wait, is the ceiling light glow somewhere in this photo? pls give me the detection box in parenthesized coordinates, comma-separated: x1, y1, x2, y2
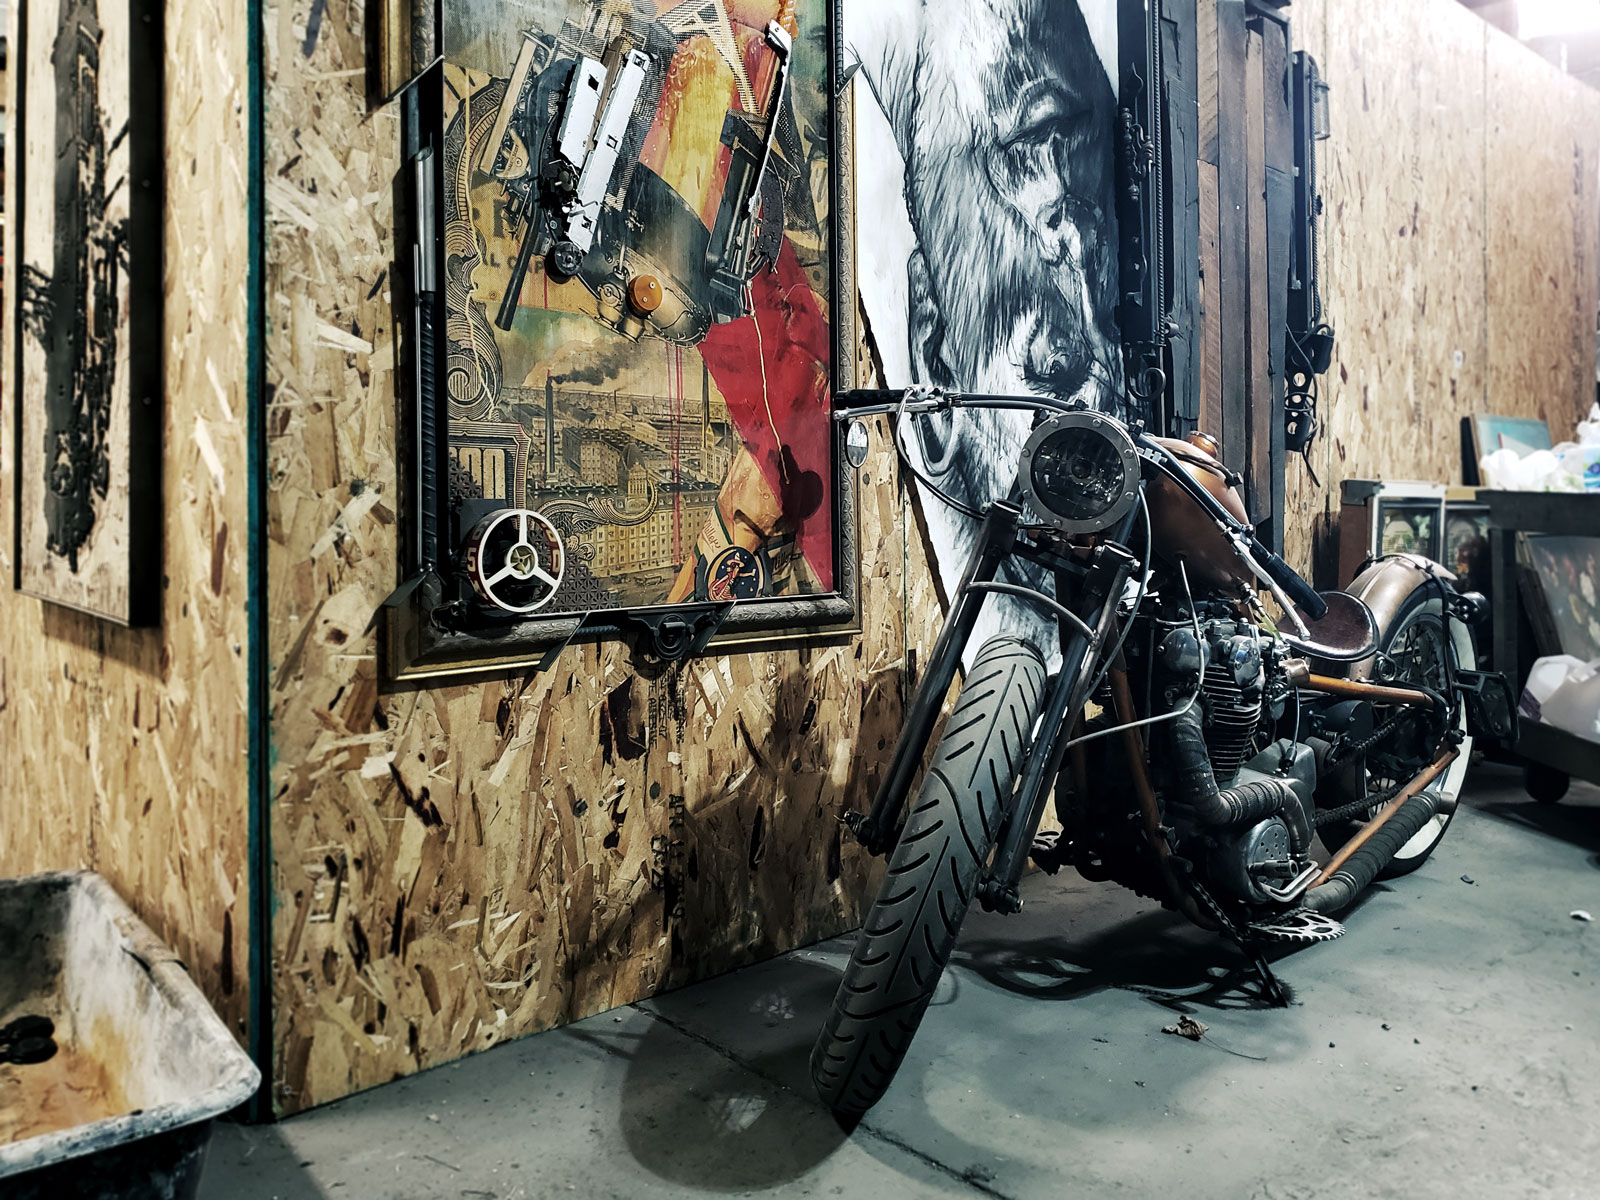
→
(1518, 0, 1600, 39)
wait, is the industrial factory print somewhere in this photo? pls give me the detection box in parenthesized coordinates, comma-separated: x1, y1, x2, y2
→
(12, 0, 162, 624)
(440, 0, 839, 619)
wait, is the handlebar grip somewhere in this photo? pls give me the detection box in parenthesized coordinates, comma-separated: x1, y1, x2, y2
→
(1251, 540, 1329, 622)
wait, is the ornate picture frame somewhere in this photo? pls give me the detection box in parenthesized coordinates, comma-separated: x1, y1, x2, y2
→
(386, 0, 857, 680)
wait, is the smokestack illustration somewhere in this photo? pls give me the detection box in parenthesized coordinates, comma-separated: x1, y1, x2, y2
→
(701, 357, 711, 448)
(545, 372, 557, 479)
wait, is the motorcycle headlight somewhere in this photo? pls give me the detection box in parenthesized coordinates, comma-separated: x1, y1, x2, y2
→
(1018, 411, 1140, 535)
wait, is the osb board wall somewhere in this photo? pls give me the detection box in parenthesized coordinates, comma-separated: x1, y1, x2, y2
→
(1284, 0, 1600, 580)
(1484, 31, 1600, 415)
(263, 3, 939, 1115)
(0, 4, 253, 1037)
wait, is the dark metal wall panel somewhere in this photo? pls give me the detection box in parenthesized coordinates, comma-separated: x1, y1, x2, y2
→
(1163, 0, 1203, 433)
(1244, 27, 1272, 523)
(1260, 18, 1296, 555)
(1214, 0, 1251, 479)
(1198, 161, 1224, 435)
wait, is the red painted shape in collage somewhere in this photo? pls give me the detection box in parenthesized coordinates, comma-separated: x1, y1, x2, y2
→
(699, 239, 834, 591)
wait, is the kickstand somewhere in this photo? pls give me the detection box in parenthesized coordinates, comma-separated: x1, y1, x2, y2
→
(1183, 875, 1294, 1008)
(1244, 944, 1292, 1007)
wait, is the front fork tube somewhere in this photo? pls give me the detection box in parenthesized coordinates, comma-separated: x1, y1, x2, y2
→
(848, 502, 1025, 855)
(977, 542, 1136, 913)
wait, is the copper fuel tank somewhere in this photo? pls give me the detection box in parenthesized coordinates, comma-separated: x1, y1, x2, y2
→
(1145, 432, 1253, 595)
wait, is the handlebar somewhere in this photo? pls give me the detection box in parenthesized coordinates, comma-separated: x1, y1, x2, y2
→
(839, 387, 1330, 624)
(833, 387, 1077, 420)
(1249, 539, 1329, 622)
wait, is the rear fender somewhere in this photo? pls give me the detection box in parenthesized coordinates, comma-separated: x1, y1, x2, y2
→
(1343, 554, 1457, 682)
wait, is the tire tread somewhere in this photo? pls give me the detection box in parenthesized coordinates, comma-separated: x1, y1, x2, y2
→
(809, 636, 1047, 1116)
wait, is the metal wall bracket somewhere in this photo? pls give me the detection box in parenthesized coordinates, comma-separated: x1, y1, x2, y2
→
(508, 602, 739, 676)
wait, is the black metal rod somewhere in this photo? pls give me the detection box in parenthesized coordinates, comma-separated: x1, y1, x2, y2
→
(832, 388, 1079, 419)
(983, 631, 1098, 899)
(495, 221, 542, 332)
(856, 504, 1022, 853)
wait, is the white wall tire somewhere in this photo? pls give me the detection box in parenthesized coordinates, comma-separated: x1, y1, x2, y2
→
(1327, 588, 1474, 878)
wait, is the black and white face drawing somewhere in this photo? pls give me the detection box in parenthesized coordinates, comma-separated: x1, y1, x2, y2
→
(849, 0, 1123, 661)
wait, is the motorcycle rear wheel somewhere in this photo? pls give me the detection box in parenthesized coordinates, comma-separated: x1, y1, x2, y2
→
(810, 635, 1046, 1117)
(1324, 586, 1474, 878)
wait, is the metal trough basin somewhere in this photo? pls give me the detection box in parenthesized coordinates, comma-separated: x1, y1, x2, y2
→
(0, 871, 260, 1200)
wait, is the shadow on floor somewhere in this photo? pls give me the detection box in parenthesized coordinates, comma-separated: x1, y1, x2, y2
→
(201, 1121, 331, 1200)
(1471, 799, 1600, 858)
(590, 960, 850, 1192)
(946, 890, 1388, 1017)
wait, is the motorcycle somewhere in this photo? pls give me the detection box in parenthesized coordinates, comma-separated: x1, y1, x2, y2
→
(811, 389, 1515, 1117)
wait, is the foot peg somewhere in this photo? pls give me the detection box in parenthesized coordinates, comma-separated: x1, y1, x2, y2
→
(1028, 828, 1067, 875)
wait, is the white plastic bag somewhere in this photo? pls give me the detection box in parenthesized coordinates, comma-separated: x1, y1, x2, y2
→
(1576, 401, 1600, 446)
(1478, 446, 1584, 492)
(1521, 654, 1600, 744)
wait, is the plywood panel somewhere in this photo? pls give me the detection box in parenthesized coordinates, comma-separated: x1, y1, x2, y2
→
(262, 0, 933, 1114)
(1283, 0, 1436, 577)
(1412, 2, 1489, 461)
(1197, 0, 1219, 162)
(1283, 0, 1600, 581)
(0, 0, 253, 1039)
(1487, 34, 1600, 434)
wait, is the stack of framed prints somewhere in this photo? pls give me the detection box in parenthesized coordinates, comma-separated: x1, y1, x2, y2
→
(1337, 479, 1447, 586)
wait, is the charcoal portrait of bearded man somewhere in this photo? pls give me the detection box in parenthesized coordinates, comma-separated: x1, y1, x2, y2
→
(848, 0, 1124, 660)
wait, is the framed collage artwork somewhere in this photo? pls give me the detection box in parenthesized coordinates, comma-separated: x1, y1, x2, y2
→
(387, 0, 857, 678)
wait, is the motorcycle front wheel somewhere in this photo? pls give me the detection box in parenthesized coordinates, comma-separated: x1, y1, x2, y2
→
(810, 635, 1046, 1117)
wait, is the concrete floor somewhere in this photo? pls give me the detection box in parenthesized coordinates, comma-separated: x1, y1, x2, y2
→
(202, 762, 1600, 1200)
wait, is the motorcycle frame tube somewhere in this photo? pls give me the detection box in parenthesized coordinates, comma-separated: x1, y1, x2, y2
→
(852, 501, 1025, 854)
(1108, 665, 1218, 930)
(981, 517, 1140, 905)
(1299, 674, 1436, 708)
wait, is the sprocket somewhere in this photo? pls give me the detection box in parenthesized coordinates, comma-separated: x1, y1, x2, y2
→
(1247, 908, 1346, 944)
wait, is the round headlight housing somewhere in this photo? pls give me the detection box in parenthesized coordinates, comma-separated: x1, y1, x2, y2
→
(1018, 411, 1139, 535)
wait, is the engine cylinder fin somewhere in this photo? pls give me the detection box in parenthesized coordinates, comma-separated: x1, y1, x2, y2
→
(1200, 661, 1262, 785)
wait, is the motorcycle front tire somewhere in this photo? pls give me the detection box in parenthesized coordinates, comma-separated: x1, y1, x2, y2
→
(810, 635, 1046, 1118)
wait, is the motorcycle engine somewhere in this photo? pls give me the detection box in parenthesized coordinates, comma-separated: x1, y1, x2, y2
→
(1154, 612, 1314, 905)
(1198, 620, 1265, 786)
(1210, 814, 1296, 902)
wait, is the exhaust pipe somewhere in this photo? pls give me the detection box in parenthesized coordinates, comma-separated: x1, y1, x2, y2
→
(1170, 703, 1303, 839)
(1303, 744, 1459, 914)
(1304, 791, 1442, 914)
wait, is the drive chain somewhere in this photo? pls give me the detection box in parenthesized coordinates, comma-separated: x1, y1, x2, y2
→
(1324, 712, 1407, 770)
(1312, 780, 1406, 828)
